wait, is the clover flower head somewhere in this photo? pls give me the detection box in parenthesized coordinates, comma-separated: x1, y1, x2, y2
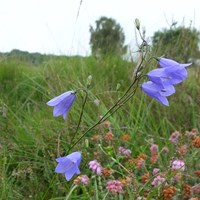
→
(171, 159, 185, 171)
(47, 90, 76, 120)
(153, 168, 160, 175)
(106, 180, 123, 193)
(55, 152, 81, 181)
(169, 131, 181, 144)
(88, 160, 102, 175)
(141, 81, 175, 106)
(151, 175, 165, 186)
(150, 144, 159, 155)
(118, 147, 132, 156)
(73, 175, 89, 186)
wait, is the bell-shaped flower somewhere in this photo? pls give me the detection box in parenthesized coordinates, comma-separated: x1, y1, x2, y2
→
(141, 81, 175, 106)
(47, 90, 76, 120)
(158, 58, 192, 68)
(148, 66, 188, 86)
(55, 152, 82, 181)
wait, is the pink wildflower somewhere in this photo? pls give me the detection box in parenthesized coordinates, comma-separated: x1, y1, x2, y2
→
(88, 160, 102, 175)
(73, 175, 89, 186)
(153, 168, 160, 175)
(151, 175, 165, 186)
(136, 158, 145, 169)
(150, 154, 159, 164)
(150, 144, 159, 156)
(118, 147, 132, 156)
(106, 180, 123, 193)
(169, 131, 181, 144)
(192, 184, 200, 194)
(171, 160, 185, 171)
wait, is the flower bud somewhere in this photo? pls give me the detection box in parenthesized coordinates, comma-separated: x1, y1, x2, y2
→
(135, 18, 140, 30)
(86, 75, 92, 88)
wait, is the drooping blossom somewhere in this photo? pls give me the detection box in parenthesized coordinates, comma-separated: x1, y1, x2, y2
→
(148, 66, 188, 86)
(73, 175, 89, 186)
(149, 57, 192, 86)
(141, 81, 175, 106)
(142, 58, 192, 106)
(158, 58, 192, 68)
(118, 147, 132, 156)
(88, 160, 102, 175)
(169, 131, 181, 144)
(55, 152, 81, 181)
(106, 180, 123, 193)
(151, 175, 166, 187)
(47, 91, 76, 120)
(171, 160, 185, 171)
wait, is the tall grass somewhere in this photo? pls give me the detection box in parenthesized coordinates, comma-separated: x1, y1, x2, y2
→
(0, 51, 199, 199)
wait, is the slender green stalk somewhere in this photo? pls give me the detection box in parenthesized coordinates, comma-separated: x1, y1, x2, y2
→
(65, 185, 78, 200)
(68, 89, 88, 151)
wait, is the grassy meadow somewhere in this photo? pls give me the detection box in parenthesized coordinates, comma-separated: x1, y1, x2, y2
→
(0, 50, 200, 199)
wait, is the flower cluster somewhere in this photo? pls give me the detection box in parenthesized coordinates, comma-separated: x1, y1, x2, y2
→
(142, 58, 192, 106)
(88, 160, 102, 175)
(106, 180, 123, 193)
(118, 146, 132, 156)
(151, 175, 166, 187)
(171, 159, 185, 171)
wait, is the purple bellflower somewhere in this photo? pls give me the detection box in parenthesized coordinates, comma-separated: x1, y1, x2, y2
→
(55, 152, 81, 181)
(141, 81, 175, 106)
(47, 90, 76, 120)
(142, 58, 192, 106)
(158, 58, 192, 68)
(148, 67, 188, 86)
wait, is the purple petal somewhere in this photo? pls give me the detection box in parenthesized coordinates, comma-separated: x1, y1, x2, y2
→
(165, 67, 188, 84)
(55, 158, 72, 173)
(159, 58, 192, 68)
(65, 165, 81, 181)
(141, 81, 171, 106)
(67, 152, 82, 166)
(52, 94, 75, 117)
(47, 91, 74, 106)
(148, 68, 168, 85)
(48, 91, 76, 119)
(159, 58, 180, 68)
(180, 63, 192, 68)
(159, 84, 175, 96)
(56, 156, 68, 163)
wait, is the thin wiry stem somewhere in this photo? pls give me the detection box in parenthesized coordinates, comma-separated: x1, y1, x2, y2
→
(67, 89, 88, 153)
(68, 32, 150, 152)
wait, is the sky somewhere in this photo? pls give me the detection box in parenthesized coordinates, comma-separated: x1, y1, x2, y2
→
(0, 0, 200, 56)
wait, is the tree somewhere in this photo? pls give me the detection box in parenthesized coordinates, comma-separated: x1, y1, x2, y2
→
(152, 26, 200, 62)
(89, 16, 127, 57)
